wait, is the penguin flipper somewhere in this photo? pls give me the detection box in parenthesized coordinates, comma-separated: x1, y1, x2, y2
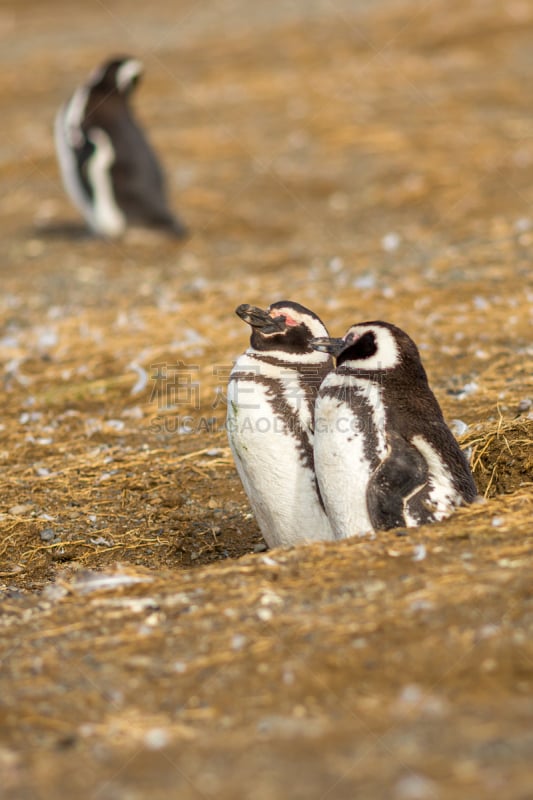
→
(367, 432, 428, 531)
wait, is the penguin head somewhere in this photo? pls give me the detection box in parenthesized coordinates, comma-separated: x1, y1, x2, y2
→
(236, 301, 329, 356)
(88, 57, 143, 96)
(313, 321, 426, 378)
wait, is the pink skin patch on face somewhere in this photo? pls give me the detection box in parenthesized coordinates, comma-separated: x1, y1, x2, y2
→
(269, 309, 299, 326)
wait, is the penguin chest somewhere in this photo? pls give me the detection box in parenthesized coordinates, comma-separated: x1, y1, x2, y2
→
(314, 376, 387, 538)
(227, 374, 331, 547)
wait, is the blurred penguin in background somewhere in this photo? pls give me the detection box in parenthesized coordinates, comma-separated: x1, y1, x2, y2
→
(54, 56, 187, 239)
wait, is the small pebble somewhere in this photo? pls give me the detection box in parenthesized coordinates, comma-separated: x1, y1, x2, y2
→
(328, 257, 343, 273)
(412, 544, 427, 562)
(382, 232, 401, 252)
(9, 504, 33, 516)
(40, 528, 57, 542)
(231, 634, 247, 651)
(106, 419, 125, 432)
(394, 773, 439, 800)
(144, 728, 169, 750)
(352, 273, 376, 290)
(473, 296, 490, 310)
(514, 217, 531, 232)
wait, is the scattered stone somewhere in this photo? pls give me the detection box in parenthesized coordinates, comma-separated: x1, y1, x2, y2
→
(9, 504, 33, 516)
(382, 231, 401, 252)
(394, 773, 439, 800)
(144, 728, 170, 750)
(412, 544, 427, 562)
(39, 528, 57, 542)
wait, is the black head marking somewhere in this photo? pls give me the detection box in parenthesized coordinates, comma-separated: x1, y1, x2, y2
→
(89, 57, 143, 96)
(237, 300, 328, 355)
(336, 330, 377, 367)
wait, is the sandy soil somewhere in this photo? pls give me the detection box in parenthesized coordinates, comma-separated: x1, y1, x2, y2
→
(0, 0, 532, 798)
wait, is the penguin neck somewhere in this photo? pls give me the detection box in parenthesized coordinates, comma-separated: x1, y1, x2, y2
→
(245, 346, 331, 367)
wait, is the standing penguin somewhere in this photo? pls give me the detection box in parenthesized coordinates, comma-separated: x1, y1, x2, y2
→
(54, 56, 187, 239)
(227, 301, 336, 548)
(312, 321, 477, 537)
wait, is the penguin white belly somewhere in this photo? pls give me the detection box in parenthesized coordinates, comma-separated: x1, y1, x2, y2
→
(227, 379, 333, 548)
(314, 393, 375, 538)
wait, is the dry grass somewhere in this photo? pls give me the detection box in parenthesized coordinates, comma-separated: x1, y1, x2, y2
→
(463, 416, 533, 497)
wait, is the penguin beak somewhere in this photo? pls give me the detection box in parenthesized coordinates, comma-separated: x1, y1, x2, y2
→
(311, 336, 346, 355)
(235, 304, 286, 334)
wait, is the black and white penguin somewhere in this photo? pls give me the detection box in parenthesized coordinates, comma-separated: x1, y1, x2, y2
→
(312, 321, 477, 537)
(54, 56, 187, 239)
(227, 301, 336, 548)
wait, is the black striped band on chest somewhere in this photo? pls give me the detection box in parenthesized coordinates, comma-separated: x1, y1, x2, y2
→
(318, 383, 383, 467)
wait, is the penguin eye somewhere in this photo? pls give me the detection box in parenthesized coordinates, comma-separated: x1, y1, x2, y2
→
(281, 314, 298, 327)
(270, 311, 298, 327)
(337, 330, 377, 365)
(356, 331, 377, 357)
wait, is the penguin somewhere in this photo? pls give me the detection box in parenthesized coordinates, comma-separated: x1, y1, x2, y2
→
(311, 321, 477, 537)
(54, 56, 187, 239)
(227, 301, 337, 548)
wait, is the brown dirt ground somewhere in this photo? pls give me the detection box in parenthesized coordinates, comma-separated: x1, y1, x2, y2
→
(1, 0, 532, 797)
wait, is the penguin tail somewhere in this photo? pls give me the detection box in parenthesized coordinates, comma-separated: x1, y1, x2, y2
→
(167, 216, 189, 239)
(151, 213, 188, 239)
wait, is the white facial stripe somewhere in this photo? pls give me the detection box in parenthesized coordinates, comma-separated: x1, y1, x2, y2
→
(88, 63, 106, 86)
(269, 308, 328, 339)
(116, 59, 143, 91)
(85, 127, 126, 237)
(341, 325, 400, 371)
